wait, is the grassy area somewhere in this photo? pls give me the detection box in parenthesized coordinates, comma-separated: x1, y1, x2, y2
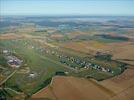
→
(0, 38, 127, 98)
(0, 39, 71, 96)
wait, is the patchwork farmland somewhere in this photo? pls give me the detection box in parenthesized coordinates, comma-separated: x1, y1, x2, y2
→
(0, 16, 134, 100)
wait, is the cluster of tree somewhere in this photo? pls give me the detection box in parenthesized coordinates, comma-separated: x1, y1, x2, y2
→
(95, 52, 112, 61)
(55, 71, 66, 76)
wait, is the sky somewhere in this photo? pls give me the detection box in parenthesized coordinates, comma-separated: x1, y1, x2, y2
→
(0, 0, 134, 16)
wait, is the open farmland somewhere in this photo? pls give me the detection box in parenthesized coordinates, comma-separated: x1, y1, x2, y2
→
(0, 16, 134, 99)
(59, 40, 134, 65)
(107, 42, 134, 65)
(0, 33, 127, 99)
(32, 66, 134, 100)
(31, 76, 114, 100)
(0, 33, 24, 40)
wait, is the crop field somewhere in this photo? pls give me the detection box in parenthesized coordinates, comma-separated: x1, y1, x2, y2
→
(31, 76, 114, 100)
(32, 66, 134, 100)
(59, 40, 134, 65)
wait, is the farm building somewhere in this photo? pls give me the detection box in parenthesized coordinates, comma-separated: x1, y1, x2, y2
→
(6, 56, 23, 68)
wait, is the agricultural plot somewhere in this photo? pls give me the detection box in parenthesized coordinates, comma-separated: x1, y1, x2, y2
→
(31, 76, 115, 100)
(32, 69, 134, 100)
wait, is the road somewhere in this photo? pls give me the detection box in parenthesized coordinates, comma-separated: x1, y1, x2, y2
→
(5, 87, 22, 94)
(0, 70, 17, 85)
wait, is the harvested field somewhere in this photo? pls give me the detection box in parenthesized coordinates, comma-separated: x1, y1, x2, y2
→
(32, 66, 134, 100)
(100, 66, 134, 100)
(60, 41, 106, 55)
(100, 66, 134, 93)
(104, 42, 134, 65)
(32, 76, 114, 100)
(109, 86, 134, 100)
(0, 33, 24, 40)
(31, 86, 56, 100)
(67, 31, 89, 38)
(50, 34, 64, 39)
(60, 41, 134, 65)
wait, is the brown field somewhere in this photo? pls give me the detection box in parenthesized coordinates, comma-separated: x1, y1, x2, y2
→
(50, 34, 64, 39)
(31, 65, 134, 100)
(104, 42, 134, 65)
(0, 33, 46, 41)
(100, 66, 134, 100)
(0, 33, 24, 40)
(32, 76, 113, 100)
(31, 86, 56, 100)
(12, 94, 25, 100)
(60, 41, 106, 55)
(60, 41, 134, 65)
(67, 31, 100, 39)
(67, 31, 88, 38)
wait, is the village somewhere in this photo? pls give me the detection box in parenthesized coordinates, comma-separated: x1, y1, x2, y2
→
(1, 39, 126, 83)
(31, 44, 117, 74)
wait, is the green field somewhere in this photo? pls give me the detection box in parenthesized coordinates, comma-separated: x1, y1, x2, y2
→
(0, 34, 127, 99)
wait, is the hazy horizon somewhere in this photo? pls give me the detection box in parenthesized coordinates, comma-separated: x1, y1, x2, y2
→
(0, 0, 134, 16)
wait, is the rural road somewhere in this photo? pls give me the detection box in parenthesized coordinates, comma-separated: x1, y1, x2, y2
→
(5, 87, 22, 94)
(0, 70, 17, 85)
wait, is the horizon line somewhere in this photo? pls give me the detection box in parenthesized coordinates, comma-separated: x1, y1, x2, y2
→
(1, 14, 134, 17)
